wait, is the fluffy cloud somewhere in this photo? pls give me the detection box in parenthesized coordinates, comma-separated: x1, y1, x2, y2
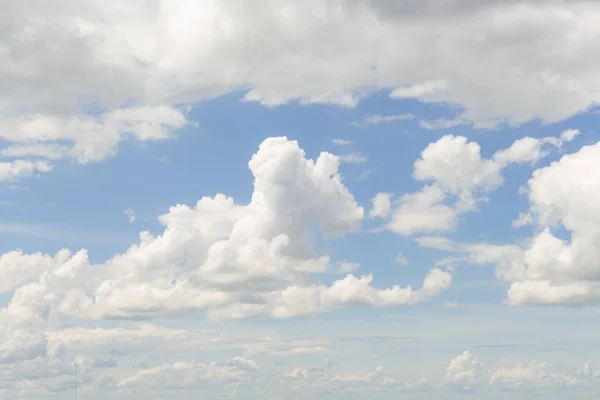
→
(502, 140, 600, 306)
(368, 192, 392, 218)
(0, 160, 53, 181)
(387, 184, 458, 236)
(489, 361, 583, 390)
(116, 357, 259, 389)
(0, 106, 187, 180)
(277, 363, 430, 396)
(0, 323, 92, 395)
(0, 137, 451, 326)
(445, 351, 483, 392)
(411, 138, 600, 308)
(3, 0, 597, 184)
(382, 130, 578, 236)
(442, 351, 589, 395)
(4, 0, 600, 127)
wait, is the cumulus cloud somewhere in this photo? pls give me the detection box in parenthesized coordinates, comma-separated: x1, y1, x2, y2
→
(409, 137, 600, 308)
(387, 184, 458, 236)
(1, 1, 598, 162)
(381, 130, 578, 236)
(501, 141, 600, 307)
(278, 363, 430, 396)
(489, 361, 583, 390)
(0, 106, 187, 182)
(0, 160, 53, 181)
(442, 351, 588, 395)
(0, 137, 450, 326)
(368, 192, 392, 218)
(0, 322, 93, 395)
(116, 357, 259, 389)
(445, 351, 483, 392)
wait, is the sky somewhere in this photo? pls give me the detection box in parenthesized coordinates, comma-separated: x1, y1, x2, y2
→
(1, 0, 600, 399)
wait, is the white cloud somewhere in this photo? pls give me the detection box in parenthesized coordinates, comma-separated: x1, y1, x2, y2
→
(414, 135, 503, 193)
(474, 140, 600, 307)
(0, 106, 187, 182)
(493, 129, 580, 167)
(1, 144, 68, 160)
(0, 160, 53, 181)
(338, 152, 368, 164)
(560, 128, 581, 143)
(116, 357, 259, 389)
(383, 130, 576, 236)
(390, 80, 448, 99)
(331, 138, 352, 146)
(414, 236, 457, 252)
(489, 361, 583, 390)
(441, 301, 458, 309)
(0, 249, 72, 293)
(2, 1, 599, 155)
(445, 351, 483, 391)
(419, 117, 467, 131)
(353, 113, 415, 126)
(285, 368, 311, 379)
(394, 252, 408, 266)
(246, 345, 328, 358)
(368, 193, 392, 218)
(279, 363, 430, 395)
(0, 137, 450, 326)
(123, 209, 136, 224)
(406, 138, 600, 308)
(336, 262, 360, 274)
(387, 184, 457, 236)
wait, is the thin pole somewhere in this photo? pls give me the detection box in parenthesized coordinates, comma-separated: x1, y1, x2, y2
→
(73, 358, 80, 400)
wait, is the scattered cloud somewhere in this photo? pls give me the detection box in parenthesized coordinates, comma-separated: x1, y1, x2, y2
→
(352, 113, 415, 127)
(0, 137, 451, 327)
(445, 351, 483, 392)
(331, 138, 353, 146)
(355, 168, 377, 181)
(0, 106, 187, 182)
(368, 193, 392, 218)
(377, 129, 579, 236)
(391, 80, 448, 99)
(489, 361, 583, 390)
(441, 301, 458, 309)
(338, 152, 368, 165)
(394, 252, 409, 266)
(0, 160, 53, 181)
(123, 208, 136, 224)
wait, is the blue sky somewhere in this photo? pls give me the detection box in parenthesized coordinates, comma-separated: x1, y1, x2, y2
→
(2, 1, 600, 399)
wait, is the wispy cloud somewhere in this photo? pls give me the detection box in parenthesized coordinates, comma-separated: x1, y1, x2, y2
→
(124, 208, 136, 223)
(419, 118, 467, 130)
(356, 167, 377, 181)
(352, 113, 415, 127)
(331, 138, 353, 145)
(338, 152, 368, 164)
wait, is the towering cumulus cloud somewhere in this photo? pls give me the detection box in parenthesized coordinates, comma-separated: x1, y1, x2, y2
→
(0, 137, 451, 325)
